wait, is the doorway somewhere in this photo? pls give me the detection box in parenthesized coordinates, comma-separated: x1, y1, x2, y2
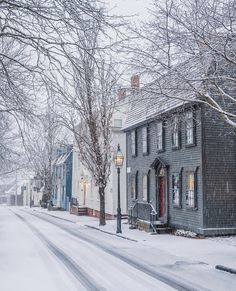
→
(158, 166, 165, 218)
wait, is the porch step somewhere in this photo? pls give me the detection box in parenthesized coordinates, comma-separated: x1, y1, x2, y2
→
(78, 207, 88, 216)
(152, 220, 166, 226)
(155, 227, 172, 234)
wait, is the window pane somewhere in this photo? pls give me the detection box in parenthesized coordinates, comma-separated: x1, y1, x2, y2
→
(173, 174, 180, 206)
(131, 131, 136, 155)
(186, 173, 195, 207)
(114, 119, 122, 127)
(142, 127, 147, 153)
(143, 175, 147, 201)
(172, 117, 179, 147)
(157, 122, 163, 150)
(131, 175, 135, 199)
(186, 111, 194, 145)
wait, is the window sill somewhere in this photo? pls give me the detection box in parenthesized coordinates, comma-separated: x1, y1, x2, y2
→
(157, 149, 165, 154)
(186, 206, 198, 211)
(173, 204, 182, 209)
(185, 143, 196, 148)
(172, 146, 181, 151)
(142, 152, 149, 156)
(131, 154, 137, 158)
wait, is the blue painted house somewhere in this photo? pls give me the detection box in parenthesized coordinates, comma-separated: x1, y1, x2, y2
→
(52, 145, 73, 210)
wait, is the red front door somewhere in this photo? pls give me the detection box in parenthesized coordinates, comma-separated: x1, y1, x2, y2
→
(159, 176, 165, 217)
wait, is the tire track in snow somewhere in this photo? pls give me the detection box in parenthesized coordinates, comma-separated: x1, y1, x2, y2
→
(24, 210, 210, 291)
(12, 211, 106, 291)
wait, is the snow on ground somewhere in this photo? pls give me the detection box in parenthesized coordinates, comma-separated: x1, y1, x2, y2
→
(24, 206, 236, 291)
(0, 207, 83, 291)
(28, 207, 236, 268)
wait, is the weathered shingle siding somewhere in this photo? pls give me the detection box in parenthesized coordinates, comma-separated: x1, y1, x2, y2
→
(202, 105, 236, 229)
(127, 107, 203, 232)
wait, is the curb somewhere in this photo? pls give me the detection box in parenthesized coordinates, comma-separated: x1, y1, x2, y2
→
(215, 265, 236, 274)
(85, 225, 138, 242)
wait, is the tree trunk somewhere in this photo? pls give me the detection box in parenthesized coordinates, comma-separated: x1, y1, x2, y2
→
(99, 186, 106, 226)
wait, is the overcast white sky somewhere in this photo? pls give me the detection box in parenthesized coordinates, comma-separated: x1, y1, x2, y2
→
(104, 0, 152, 20)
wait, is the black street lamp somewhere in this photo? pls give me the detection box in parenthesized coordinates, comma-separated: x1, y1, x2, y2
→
(114, 144, 124, 233)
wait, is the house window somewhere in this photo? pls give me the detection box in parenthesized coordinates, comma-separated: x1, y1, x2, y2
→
(172, 173, 181, 207)
(172, 116, 180, 148)
(114, 118, 122, 127)
(131, 130, 136, 156)
(142, 175, 148, 201)
(186, 111, 195, 146)
(142, 126, 148, 154)
(186, 172, 196, 208)
(131, 172, 138, 200)
(157, 121, 164, 151)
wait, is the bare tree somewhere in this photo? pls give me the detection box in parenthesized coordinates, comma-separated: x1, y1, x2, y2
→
(54, 16, 119, 225)
(127, 0, 236, 127)
(0, 0, 114, 175)
(24, 92, 64, 206)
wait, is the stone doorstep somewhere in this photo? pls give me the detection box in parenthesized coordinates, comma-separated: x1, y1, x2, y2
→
(135, 219, 172, 234)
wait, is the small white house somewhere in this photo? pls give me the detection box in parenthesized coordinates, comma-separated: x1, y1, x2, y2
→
(71, 98, 128, 218)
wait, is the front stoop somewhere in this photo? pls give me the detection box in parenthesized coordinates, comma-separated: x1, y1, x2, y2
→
(134, 219, 172, 234)
(78, 206, 88, 216)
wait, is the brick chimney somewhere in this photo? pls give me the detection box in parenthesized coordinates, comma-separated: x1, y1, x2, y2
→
(117, 88, 126, 100)
(131, 74, 140, 90)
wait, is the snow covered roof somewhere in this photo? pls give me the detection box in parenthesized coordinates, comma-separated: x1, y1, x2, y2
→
(123, 58, 203, 130)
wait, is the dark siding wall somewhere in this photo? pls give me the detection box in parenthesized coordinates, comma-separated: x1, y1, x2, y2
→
(126, 107, 203, 232)
(202, 105, 236, 229)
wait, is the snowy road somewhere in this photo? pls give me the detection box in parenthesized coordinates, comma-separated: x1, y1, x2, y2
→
(1, 207, 235, 291)
(0, 207, 177, 291)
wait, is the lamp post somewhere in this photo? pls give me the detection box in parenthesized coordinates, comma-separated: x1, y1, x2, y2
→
(113, 144, 124, 233)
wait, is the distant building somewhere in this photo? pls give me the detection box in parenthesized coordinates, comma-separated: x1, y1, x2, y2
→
(51, 145, 73, 210)
(71, 95, 128, 218)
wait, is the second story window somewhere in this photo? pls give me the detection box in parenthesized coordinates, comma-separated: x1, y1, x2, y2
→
(131, 130, 136, 156)
(186, 111, 195, 146)
(142, 126, 148, 154)
(114, 118, 122, 127)
(157, 121, 164, 151)
(172, 116, 180, 149)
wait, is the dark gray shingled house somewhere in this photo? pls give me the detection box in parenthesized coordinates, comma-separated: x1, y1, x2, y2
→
(123, 64, 236, 236)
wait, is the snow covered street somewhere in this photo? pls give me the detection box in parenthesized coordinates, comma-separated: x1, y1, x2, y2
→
(1, 206, 236, 291)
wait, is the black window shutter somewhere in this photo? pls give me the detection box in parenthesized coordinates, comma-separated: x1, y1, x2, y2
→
(135, 171, 138, 200)
(147, 125, 150, 154)
(162, 121, 165, 151)
(193, 110, 197, 146)
(194, 168, 198, 209)
(178, 121, 182, 148)
(135, 129, 138, 157)
(172, 174, 175, 203)
(147, 171, 150, 202)
(179, 168, 183, 208)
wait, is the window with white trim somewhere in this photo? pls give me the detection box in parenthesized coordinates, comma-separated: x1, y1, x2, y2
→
(172, 116, 179, 148)
(186, 111, 194, 145)
(131, 130, 136, 156)
(172, 173, 181, 206)
(186, 173, 196, 208)
(114, 118, 122, 127)
(131, 172, 138, 200)
(142, 127, 148, 154)
(142, 175, 148, 201)
(157, 121, 163, 151)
